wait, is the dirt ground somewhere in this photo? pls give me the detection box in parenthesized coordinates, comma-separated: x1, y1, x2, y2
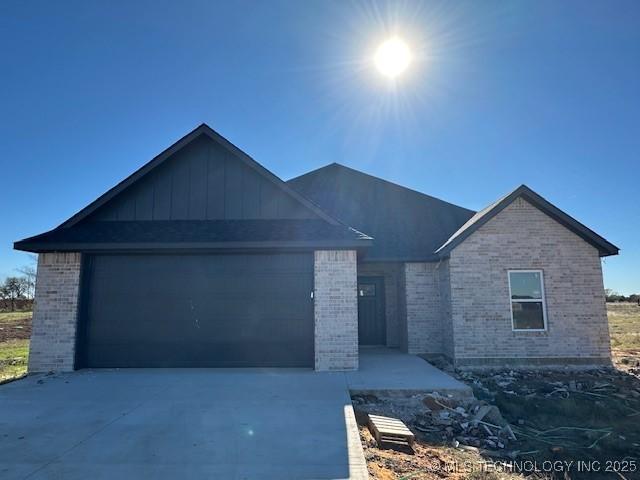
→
(0, 311, 32, 342)
(354, 364, 640, 480)
(353, 303, 640, 480)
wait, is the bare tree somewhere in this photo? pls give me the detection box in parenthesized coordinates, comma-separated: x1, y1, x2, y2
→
(16, 265, 36, 300)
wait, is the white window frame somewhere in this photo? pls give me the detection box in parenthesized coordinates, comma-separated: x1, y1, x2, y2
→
(508, 269, 547, 332)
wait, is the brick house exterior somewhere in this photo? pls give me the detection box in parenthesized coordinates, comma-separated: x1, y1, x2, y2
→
(16, 125, 618, 372)
(447, 198, 611, 367)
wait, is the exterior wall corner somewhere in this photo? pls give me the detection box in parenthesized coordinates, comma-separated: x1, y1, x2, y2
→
(28, 252, 82, 373)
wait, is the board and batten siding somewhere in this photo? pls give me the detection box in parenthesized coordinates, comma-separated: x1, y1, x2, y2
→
(88, 135, 318, 222)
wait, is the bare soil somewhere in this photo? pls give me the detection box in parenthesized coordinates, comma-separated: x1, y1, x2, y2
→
(0, 312, 31, 342)
(353, 364, 640, 480)
(354, 303, 640, 480)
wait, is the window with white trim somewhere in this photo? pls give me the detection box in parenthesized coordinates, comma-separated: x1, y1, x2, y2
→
(508, 270, 547, 331)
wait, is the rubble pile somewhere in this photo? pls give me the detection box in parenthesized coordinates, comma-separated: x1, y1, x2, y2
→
(415, 393, 518, 458)
(353, 392, 519, 459)
(457, 368, 640, 403)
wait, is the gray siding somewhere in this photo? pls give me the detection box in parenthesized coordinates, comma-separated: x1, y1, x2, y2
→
(89, 136, 318, 222)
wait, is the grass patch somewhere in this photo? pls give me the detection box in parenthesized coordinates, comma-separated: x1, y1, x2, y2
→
(0, 311, 32, 381)
(0, 339, 29, 382)
(0, 311, 32, 324)
(608, 303, 640, 351)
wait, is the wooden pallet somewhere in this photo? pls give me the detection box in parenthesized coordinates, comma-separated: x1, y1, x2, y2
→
(368, 414, 415, 447)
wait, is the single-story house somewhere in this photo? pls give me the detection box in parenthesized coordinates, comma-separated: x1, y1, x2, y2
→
(15, 124, 619, 372)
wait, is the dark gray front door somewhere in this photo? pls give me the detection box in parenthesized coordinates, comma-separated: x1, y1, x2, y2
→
(357, 276, 386, 345)
(77, 253, 314, 368)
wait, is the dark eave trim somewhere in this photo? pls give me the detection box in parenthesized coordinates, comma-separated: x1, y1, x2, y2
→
(58, 124, 342, 228)
(14, 238, 373, 254)
(435, 185, 619, 257)
(358, 256, 442, 263)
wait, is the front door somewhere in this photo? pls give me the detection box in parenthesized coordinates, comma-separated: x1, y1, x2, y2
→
(357, 276, 386, 345)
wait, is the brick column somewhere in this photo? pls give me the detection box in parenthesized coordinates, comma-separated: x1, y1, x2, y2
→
(28, 252, 82, 373)
(314, 250, 358, 371)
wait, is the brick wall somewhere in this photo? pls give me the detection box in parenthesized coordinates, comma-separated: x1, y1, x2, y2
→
(404, 262, 444, 355)
(314, 250, 358, 371)
(357, 262, 402, 347)
(28, 252, 82, 372)
(448, 197, 611, 367)
(438, 259, 455, 359)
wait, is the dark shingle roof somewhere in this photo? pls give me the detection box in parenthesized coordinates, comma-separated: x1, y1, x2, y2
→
(14, 220, 372, 253)
(287, 163, 476, 261)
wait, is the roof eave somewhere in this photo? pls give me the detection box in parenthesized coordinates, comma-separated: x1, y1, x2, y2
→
(434, 185, 619, 258)
(14, 238, 373, 254)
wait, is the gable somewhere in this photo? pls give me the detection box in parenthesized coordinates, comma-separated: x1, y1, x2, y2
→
(87, 135, 317, 222)
(436, 185, 619, 257)
(453, 197, 601, 255)
(54, 124, 337, 227)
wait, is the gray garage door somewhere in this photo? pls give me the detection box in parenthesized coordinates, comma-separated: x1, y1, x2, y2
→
(77, 253, 314, 368)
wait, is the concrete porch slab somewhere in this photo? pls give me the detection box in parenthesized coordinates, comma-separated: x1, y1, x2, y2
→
(345, 348, 472, 396)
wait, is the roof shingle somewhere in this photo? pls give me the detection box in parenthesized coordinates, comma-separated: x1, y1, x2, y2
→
(14, 220, 372, 252)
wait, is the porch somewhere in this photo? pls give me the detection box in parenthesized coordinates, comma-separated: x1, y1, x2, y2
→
(346, 347, 471, 396)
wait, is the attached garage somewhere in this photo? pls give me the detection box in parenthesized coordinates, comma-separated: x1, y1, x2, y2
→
(15, 125, 370, 372)
(76, 253, 314, 368)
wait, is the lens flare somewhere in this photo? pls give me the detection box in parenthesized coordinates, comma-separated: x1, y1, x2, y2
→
(374, 37, 412, 78)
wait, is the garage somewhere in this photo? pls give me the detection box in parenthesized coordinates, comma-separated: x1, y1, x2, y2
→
(15, 125, 371, 372)
(76, 253, 314, 368)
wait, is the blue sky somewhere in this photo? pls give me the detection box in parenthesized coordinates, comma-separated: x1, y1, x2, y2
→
(1, 1, 638, 294)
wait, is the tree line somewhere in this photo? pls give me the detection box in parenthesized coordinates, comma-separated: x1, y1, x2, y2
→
(0, 257, 36, 312)
(605, 289, 640, 304)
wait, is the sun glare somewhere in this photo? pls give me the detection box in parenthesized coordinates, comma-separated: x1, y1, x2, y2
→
(374, 37, 412, 78)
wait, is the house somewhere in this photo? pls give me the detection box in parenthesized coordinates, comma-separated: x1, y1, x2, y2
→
(14, 124, 619, 372)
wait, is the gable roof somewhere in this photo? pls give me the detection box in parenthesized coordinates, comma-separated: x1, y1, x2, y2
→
(59, 123, 340, 228)
(435, 184, 619, 257)
(15, 125, 373, 253)
(288, 163, 476, 261)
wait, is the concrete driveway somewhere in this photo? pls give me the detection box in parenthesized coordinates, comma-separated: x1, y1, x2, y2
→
(0, 369, 367, 480)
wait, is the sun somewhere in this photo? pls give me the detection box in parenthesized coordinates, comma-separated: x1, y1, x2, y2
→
(374, 37, 412, 78)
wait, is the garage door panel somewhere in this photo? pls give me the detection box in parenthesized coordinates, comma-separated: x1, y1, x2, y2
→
(87, 340, 313, 368)
(79, 253, 314, 368)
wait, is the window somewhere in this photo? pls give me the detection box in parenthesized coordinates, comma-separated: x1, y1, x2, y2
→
(508, 270, 547, 331)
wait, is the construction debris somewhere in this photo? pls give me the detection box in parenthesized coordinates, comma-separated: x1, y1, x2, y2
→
(368, 414, 415, 447)
(358, 391, 520, 457)
(353, 361, 640, 480)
